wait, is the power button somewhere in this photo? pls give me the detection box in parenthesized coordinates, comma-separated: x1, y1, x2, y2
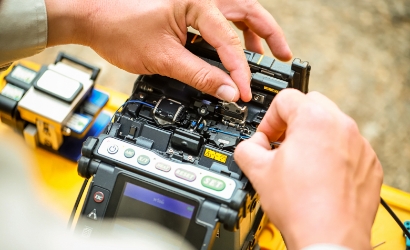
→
(107, 144, 118, 154)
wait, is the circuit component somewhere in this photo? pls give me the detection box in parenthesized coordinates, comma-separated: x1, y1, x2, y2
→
(170, 128, 204, 155)
(220, 102, 248, 126)
(153, 97, 185, 126)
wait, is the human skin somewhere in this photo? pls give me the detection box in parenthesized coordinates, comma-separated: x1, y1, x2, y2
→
(235, 89, 383, 250)
(43, 1, 383, 249)
(44, 0, 292, 102)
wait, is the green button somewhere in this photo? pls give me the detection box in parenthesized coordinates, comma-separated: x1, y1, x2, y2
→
(124, 148, 135, 158)
(137, 155, 150, 165)
(201, 176, 226, 191)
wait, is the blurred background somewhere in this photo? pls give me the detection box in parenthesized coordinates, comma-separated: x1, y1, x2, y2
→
(26, 0, 410, 192)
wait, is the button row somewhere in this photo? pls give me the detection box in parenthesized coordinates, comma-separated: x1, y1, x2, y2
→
(106, 143, 226, 191)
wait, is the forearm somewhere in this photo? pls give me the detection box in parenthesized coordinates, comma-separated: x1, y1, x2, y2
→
(45, 0, 92, 47)
(0, 0, 47, 69)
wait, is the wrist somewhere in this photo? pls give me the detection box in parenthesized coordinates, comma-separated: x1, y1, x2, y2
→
(279, 216, 371, 250)
(44, 0, 93, 47)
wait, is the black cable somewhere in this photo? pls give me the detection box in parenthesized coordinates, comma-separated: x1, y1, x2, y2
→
(380, 197, 410, 239)
(67, 178, 89, 230)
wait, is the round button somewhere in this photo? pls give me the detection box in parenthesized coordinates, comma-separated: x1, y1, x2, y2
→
(137, 155, 150, 165)
(107, 144, 119, 154)
(93, 191, 105, 203)
(124, 148, 135, 158)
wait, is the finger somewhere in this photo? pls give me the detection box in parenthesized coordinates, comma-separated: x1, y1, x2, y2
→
(235, 132, 280, 200)
(257, 88, 307, 142)
(232, 2, 292, 61)
(162, 43, 241, 101)
(233, 21, 264, 54)
(191, 5, 252, 101)
(306, 91, 340, 111)
(234, 132, 272, 176)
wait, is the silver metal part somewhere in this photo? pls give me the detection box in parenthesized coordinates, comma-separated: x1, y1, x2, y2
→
(62, 127, 72, 136)
(261, 68, 276, 77)
(153, 97, 185, 126)
(139, 83, 153, 93)
(17, 63, 94, 149)
(220, 102, 248, 125)
(252, 92, 266, 104)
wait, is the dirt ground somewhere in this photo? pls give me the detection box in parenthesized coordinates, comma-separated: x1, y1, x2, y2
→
(27, 0, 410, 192)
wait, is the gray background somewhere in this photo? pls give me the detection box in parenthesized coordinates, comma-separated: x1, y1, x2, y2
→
(26, 0, 410, 192)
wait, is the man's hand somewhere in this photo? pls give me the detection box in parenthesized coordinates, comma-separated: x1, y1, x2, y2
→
(234, 90, 383, 250)
(44, 0, 291, 102)
(214, 0, 292, 59)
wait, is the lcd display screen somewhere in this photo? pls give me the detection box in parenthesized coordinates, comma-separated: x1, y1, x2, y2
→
(111, 182, 199, 249)
(116, 182, 194, 234)
(105, 175, 206, 249)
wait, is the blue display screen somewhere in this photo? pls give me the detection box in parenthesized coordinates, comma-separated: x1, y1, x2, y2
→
(123, 183, 195, 219)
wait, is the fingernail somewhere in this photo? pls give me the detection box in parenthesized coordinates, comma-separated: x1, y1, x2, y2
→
(216, 85, 237, 102)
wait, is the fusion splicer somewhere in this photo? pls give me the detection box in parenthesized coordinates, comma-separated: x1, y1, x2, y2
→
(73, 32, 311, 250)
(0, 53, 110, 161)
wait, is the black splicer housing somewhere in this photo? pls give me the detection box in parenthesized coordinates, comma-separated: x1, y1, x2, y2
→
(75, 32, 310, 250)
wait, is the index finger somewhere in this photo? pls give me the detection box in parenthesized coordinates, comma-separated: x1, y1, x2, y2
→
(238, 2, 292, 61)
(189, 3, 252, 101)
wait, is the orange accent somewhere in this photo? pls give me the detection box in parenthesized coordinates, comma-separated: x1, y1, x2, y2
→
(191, 34, 198, 44)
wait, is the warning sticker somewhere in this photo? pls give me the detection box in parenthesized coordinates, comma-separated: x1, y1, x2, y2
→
(203, 148, 228, 163)
(263, 86, 279, 94)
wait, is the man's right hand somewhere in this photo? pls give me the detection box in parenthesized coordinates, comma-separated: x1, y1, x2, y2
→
(235, 89, 383, 250)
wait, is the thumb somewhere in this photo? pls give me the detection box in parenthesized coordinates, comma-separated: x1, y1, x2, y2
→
(234, 132, 275, 187)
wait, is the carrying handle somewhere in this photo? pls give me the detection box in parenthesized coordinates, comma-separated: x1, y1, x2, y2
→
(54, 52, 101, 81)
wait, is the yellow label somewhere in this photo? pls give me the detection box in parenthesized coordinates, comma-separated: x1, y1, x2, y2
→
(263, 86, 279, 94)
(204, 148, 228, 163)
